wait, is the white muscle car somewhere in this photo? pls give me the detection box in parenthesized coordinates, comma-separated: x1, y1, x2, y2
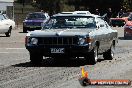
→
(0, 14, 15, 37)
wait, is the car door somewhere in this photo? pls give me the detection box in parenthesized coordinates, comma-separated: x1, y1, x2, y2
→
(96, 18, 110, 53)
(104, 22, 115, 49)
(0, 14, 9, 33)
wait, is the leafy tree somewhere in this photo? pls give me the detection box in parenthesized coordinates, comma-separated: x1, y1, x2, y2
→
(123, 0, 132, 12)
(28, 0, 131, 16)
(35, 0, 63, 15)
(67, 0, 124, 17)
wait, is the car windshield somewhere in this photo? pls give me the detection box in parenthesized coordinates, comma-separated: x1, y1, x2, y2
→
(43, 16, 96, 29)
(26, 13, 46, 20)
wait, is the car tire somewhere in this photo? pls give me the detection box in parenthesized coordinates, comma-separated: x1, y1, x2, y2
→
(86, 46, 98, 65)
(124, 36, 128, 39)
(124, 31, 129, 39)
(103, 45, 114, 60)
(23, 27, 27, 33)
(5, 27, 12, 37)
(112, 25, 116, 27)
(124, 34, 129, 39)
(30, 52, 43, 65)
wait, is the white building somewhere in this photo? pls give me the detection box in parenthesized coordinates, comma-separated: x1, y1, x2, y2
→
(0, 0, 14, 19)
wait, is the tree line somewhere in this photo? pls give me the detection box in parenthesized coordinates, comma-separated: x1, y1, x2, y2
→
(17, 0, 132, 17)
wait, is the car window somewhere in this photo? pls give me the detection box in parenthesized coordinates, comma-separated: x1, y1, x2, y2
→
(3, 14, 8, 19)
(0, 14, 6, 20)
(43, 16, 97, 29)
(96, 17, 106, 27)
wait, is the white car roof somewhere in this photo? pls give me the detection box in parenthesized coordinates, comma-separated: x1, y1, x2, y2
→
(60, 11, 91, 14)
(74, 11, 91, 14)
(53, 11, 100, 18)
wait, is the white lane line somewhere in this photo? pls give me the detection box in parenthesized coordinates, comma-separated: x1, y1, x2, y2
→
(6, 48, 26, 50)
(0, 52, 28, 54)
(0, 48, 26, 50)
(0, 52, 10, 53)
(0, 48, 27, 53)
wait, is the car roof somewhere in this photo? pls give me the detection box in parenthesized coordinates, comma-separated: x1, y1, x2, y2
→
(74, 11, 91, 14)
(52, 11, 100, 18)
(59, 11, 91, 14)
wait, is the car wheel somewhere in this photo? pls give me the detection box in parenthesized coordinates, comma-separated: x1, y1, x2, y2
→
(112, 25, 116, 27)
(124, 33, 129, 39)
(5, 27, 12, 37)
(30, 52, 43, 65)
(86, 46, 98, 65)
(103, 45, 114, 60)
(23, 27, 27, 33)
(124, 36, 128, 39)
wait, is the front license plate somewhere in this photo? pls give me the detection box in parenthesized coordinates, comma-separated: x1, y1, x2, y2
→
(51, 48, 64, 53)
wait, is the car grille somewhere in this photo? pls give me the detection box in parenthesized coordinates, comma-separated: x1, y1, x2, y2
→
(38, 37, 78, 45)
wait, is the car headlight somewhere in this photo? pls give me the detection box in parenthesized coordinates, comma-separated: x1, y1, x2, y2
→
(78, 38, 85, 45)
(31, 38, 38, 45)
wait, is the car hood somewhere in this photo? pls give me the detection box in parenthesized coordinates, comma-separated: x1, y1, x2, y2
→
(23, 19, 44, 23)
(28, 28, 95, 37)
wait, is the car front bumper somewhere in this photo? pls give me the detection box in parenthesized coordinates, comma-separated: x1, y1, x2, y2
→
(26, 45, 91, 57)
(23, 26, 42, 31)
